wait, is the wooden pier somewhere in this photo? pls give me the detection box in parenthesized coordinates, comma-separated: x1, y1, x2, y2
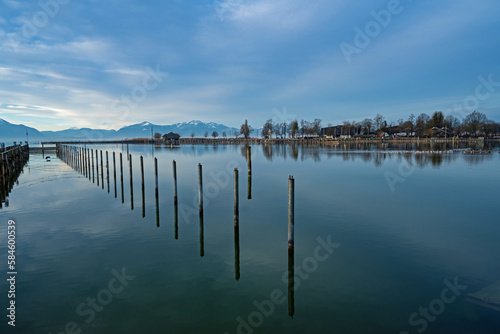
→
(0, 144, 29, 208)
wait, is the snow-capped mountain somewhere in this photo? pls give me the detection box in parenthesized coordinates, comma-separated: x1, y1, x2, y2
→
(0, 118, 239, 141)
(115, 120, 237, 138)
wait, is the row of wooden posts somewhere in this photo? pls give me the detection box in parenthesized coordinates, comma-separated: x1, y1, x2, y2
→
(58, 144, 296, 317)
(1, 144, 29, 209)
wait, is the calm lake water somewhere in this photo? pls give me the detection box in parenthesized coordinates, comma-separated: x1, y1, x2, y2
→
(1, 143, 499, 334)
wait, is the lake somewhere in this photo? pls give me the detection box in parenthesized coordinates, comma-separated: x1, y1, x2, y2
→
(1, 143, 499, 334)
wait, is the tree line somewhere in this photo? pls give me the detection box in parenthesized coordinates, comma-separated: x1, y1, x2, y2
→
(230, 111, 499, 139)
(169, 111, 499, 139)
(341, 111, 499, 138)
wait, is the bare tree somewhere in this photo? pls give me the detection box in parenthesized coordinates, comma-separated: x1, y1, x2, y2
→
(273, 122, 282, 138)
(212, 131, 218, 138)
(464, 111, 487, 136)
(444, 115, 460, 135)
(190, 132, 195, 138)
(262, 119, 273, 138)
(289, 120, 299, 138)
(374, 114, 384, 135)
(204, 132, 209, 138)
(361, 118, 373, 135)
(312, 119, 322, 136)
(153, 132, 162, 140)
(240, 120, 253, 139)
(416, 113, 430, 137)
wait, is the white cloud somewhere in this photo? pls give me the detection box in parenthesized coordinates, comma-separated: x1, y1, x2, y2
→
(214, 0, 329, 31)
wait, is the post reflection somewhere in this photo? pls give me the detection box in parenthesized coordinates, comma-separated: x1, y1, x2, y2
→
(234, 225, 240, 280)
(199, 210, 204, 257)
(174, 202, 178, 240)
(288, 247, 295, 318)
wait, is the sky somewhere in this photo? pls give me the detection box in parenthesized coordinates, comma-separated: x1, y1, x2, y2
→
(0, 0, 500, 131)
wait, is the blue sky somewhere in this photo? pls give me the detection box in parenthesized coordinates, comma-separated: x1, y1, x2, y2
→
(0, 0, 499, 131)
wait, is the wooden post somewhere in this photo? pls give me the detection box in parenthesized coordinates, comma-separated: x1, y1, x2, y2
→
(246, 146, 251, 173)
(141, 155, 145, 218)
(198, 163, 203, 212)
(288, 175, 294, 249)
(234, 168, 239, 227)
(172, 160, 178, 205)
(91, 149, 95, 183)
(288, 173, 296, 318)
(120, 153, 124, 204)
(81, 148, 85, 176)
(84, 148, 87, 176)
(129, 154, 134, 210)
(113, 152, 117, 198)
(96, 150, 99, 186)
(106, 151, 110, 193)
(155, 157, 159, 227)
(247, 146, 252, 199)
(234, 168, 240, 280)
(100, 150, 104, 189)
(87, 149, 91, 180)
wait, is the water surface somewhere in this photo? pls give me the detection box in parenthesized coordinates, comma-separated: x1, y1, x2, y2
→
(1, 143, 499, 334)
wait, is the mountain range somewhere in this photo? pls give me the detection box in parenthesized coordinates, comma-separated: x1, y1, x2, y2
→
(0, 119, 239, 142)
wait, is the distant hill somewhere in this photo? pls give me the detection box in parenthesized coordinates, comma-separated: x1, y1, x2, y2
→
(0, 118, 43, 142)
(0, 118, 238, 142)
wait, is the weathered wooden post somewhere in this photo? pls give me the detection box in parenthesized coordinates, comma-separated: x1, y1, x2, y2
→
(84, 148, 87, 176)
(96, 150, 99, 186)
(140, 155, 145, 218)
(120, 153, 124, 204)
(129, 153, 134, 210)
(247, 146, 252, 199)
(234, 168, 239, 227)
(234, 167, 240, 280)
(246, 146, 251, 172)
(82, 148, 85, 174)
(106, 151, 110, 193)
(91, 149, 95, 183)
(87, 149, 91, 180)
(198, 163, 203, 212)
(288, 175, 294, 250)
(100, 150, 104, 189)
(113, 152, 117, 198)
(172, 160, 178, 205)
(155, 157, 159, 227)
